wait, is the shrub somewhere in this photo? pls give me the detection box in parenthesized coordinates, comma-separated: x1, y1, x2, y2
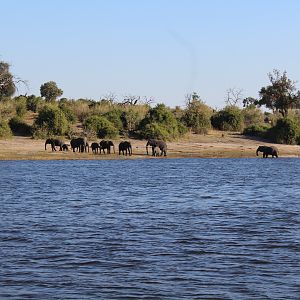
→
(33, 104, 69, 137)
(104, 109, 123, 131)
(183, 99, 213, 134)
(0, 119, 12, 138)
(83, 115, 118, 138)
(266, 117, 300, 144)
(14, 96, 27, 118)
(138, 104, 186, 140)
(9, 116, 32, 136)
(58, 101, 77, 123)
(243, 124, 269, 137)
(26, 95, 43, 112)
(211, 106, 244, 131)
(242, 105, 264, 127)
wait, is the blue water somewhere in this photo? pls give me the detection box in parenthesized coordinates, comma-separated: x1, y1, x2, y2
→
(0, 158, 299, 299)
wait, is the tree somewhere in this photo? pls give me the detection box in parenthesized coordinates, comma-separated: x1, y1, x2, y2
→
(0, 61, 27, 99)
(183, 94, 213, 134)
(258, 70, 300, 117)
(225, 88, 243, 106)
(40, 81, 63, 102)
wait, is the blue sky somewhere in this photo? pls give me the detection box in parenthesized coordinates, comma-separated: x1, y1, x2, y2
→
(1, 0, 300, 108)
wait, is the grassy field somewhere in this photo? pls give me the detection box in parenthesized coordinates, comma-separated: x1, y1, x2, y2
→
(1, 131, 299, 160)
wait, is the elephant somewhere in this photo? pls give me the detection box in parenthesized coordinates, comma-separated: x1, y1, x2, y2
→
(119, 141, 132, 156)
(256, 145, 279, 158)
(100, 140, 115, 154)
(70, 137, 89, 153)
(45, 138, 64, 151)
(62, 144, 69, 151)
(91, 142, 100, 154)
(153, 146, 161, 157)
(146, 139, 167, 156)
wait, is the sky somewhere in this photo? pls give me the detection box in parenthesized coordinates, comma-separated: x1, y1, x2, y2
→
(1, 0, 300, 108)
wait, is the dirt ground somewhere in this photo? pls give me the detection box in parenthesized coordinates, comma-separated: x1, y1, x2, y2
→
(0, 131, 299, 160)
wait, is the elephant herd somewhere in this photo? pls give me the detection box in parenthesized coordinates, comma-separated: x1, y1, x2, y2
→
(45, 138, 280, 158)
(45, 138, 167, 157)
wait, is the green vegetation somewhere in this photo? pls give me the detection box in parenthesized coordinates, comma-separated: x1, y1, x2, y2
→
(0, 119, 12, 138)
(83, 115, 118, 138)
(138, 104, 187, 140)
(33, 104, 69, 138)
(211, 106, 244, 131)
(40, 81, 63, 102)
(183, 93, 213, 134)
(1, 58, 300, 145)
(267, 118, 300, 145)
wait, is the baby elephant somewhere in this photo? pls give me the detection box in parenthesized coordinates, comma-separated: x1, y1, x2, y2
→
(256, 145, 279, 158)
(153, 146, 161, 157)
(62, 144, 69, 151)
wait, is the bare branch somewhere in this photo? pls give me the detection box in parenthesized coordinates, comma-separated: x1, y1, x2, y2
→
(225, 87, 243, 106)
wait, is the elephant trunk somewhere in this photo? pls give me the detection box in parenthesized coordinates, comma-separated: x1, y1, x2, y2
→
(256, 149, 259, 156)
(45, 142, 47, 150)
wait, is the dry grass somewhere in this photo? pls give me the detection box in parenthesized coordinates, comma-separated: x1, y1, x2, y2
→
(0, 131, 300, 160)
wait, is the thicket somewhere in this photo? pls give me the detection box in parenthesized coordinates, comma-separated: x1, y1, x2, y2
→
(211, 106, 244, 131)
(266, 117, 300, 145)
(9, 116, 32, 136)
(83, 115, 118, 138)
(182, 98, 213, 134)
(138, 104, 187, 140)
(0, 119, 12, 138)
(33, 104, 69, 138)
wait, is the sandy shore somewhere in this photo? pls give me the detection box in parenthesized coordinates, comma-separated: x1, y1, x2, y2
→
(0, 131, 299, 160)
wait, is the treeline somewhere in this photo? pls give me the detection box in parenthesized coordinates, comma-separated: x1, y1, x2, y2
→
(1, 60, 300, 144)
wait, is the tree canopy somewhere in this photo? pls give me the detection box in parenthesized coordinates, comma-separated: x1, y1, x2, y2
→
(40, 81, 63, 102)
(258, 70, 300, 117)
(0, 61, 16, 98)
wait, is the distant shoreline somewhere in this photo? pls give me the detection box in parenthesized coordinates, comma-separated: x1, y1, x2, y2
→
(0, 132, 299, 160)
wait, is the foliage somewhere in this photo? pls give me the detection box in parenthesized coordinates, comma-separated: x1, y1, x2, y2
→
(0, 119, 12, 138)
(258, 70, 300, 117)
(33, 104, 69, 137)
(104, 109, 123, 131)
(9, 116, 32, 136)
(14, 96, 28, 118)
(243, 124, 269, 138)
(83, 115, 118, 138)
(121, 105, 149, 132)
(241, 105, 265, 127)
(26, 95, 44, 112)
(40, 81, 63, 102)
(0, 98, 15, 120)
(211, 106, 244, 131)
(0, 61, 15, 98)
(266, 117, 300, 145)
(183, 98, 213, 134)
(138, 104, 187, 140)
(58, 100, 77, 123)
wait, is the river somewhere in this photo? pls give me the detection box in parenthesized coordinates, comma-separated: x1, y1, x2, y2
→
(0, 158, 299, 299)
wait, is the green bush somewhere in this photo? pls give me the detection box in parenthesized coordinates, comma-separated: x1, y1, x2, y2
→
(104, 109, 123, 131)
(243, 124, 269, 137)
(14, 96, 27, 118)
(211, 106, 244, 131)
(9, 116, 32, 136)
(58, 101, 77, 123)
(33, 104, 69, 137)
(83, 115, 118, 138)
(242, 105, 264, 127)
(0, 119, 12, 138)
(138, 104, 186, 140)
(183, 99, 213, 134)
(266, 117, 300, 144)
(26, 95, 43, 112)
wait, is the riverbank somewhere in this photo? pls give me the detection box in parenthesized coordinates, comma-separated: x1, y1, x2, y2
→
(0, 131, 299, 160)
